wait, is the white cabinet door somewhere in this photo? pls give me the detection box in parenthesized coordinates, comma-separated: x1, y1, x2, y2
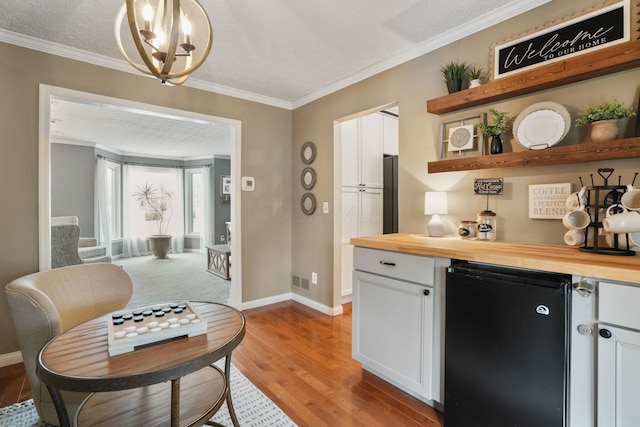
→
(352, 270, 434, 400)
(382, 114, 399, 156)
(359, 114, 384, 188)
(597, 324, 640, 427)
(341, 118, 360, 188)
(359, 188, 383, 238)
(341, 187, 360, 243)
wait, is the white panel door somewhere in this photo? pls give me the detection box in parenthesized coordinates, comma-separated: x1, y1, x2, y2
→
(341, 118, 359, 188)
(360, 188, 383, 238)
(359, 114, 384, 188)
(341, 187, 360, 243)
(598, 324, 640, 427)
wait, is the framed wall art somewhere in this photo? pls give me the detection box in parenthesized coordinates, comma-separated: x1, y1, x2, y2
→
(221, 175, 231, 195)
(491, 0, 637, 80)
(439, 113, 487, 159)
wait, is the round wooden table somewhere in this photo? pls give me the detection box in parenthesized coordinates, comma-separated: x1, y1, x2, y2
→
(36, 302, 245, 427)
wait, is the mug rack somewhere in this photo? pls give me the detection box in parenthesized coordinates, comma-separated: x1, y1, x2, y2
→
(579, 168, 637, 256)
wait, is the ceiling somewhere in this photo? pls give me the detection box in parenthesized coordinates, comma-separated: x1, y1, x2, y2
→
(1, 0, 549, 158)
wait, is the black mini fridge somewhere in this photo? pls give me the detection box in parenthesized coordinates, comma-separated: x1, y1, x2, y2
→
(445, 262, 571, 427)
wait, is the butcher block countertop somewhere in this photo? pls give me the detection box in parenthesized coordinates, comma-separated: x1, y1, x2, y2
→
(350, 233, 640, 285)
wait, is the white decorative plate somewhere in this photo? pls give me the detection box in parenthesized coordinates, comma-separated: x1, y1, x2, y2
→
(513, 102, 571, 150)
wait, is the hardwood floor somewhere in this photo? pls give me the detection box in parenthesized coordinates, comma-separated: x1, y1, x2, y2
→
(0, 301, 443, 426)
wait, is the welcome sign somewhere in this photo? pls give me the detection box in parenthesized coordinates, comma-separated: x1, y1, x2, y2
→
(493, 0, 630, 78)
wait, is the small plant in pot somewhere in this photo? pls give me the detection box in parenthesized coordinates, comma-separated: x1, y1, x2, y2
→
(468, 67, 485, 88)
(575, 99, 635, 142)
(440, 61, 469, 94)
(132, 183, 173, 259)
(478, 109, 510, 154)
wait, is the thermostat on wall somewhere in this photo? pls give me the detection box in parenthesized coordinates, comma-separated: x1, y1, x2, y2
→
(242, 176, 255, 191)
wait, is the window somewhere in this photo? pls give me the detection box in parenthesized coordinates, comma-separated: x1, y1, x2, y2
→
(186, 169, 203, 235)
(106, 161, 122, 239)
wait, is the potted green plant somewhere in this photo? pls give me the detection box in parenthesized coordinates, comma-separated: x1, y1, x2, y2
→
(468, 67, 485, 88)
(132, 183, 173, 259)
(478, 109, 511, 154)
(441, 61, 469, 94)
(575, 99, 635, 142)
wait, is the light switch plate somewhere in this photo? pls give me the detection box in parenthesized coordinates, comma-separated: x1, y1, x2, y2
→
(241, 176, 255, 191)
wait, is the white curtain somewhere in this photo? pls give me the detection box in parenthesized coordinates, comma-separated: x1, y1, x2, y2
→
(201, 165, 214, 250)
(95, 158, 112, 257)
(122, 165, 185, 257)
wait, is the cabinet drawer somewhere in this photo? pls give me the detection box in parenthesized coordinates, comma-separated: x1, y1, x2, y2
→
(599, 281, 640, 330)
(353, 247, 434, 285)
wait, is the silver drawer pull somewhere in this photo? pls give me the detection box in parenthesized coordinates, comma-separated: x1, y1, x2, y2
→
(379, 261, 396, 267)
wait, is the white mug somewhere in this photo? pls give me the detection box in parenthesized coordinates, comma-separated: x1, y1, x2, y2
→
(564, 230, 585, 246)
(565, 187, 587, 211)
(605, 232, 632, 250)
(621, 186, 640, 211)
(562, 206, 591, 230)
(606, 204, 627, 217)
(603, 210, 640, 234)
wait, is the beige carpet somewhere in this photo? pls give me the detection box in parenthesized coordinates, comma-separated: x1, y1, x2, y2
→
(115, 251, 231, 308)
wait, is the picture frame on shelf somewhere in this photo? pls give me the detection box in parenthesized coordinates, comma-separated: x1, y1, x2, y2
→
(439, 113, 487, 159)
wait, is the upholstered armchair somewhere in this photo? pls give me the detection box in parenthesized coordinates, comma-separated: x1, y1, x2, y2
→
(5, 263, 133, 426)
(50, 217, 83, 269)
(51, 216, 111, 268)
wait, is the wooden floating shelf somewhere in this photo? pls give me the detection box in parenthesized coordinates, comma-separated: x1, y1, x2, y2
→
(426, 41, 640, 115)
(427, 137, 640, 174)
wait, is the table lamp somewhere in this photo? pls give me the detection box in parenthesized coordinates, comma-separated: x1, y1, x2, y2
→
(425, 191, 448, 237)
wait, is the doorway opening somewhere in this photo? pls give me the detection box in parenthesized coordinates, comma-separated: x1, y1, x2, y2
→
(38, 84, 243, 307)
(333, 103, 399, 307)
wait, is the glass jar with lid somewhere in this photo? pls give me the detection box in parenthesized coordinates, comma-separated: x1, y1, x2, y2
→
(476, 210, 496, 241)
(458, 220, 477, 239)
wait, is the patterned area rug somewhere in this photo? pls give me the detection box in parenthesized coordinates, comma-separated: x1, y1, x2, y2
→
(0, 363, 296, 427)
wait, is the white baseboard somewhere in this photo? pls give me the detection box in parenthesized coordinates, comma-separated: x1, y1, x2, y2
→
(241, 292, 293, 311)
(292, 293, 343, 316)
(241, 292, 344, 316)
(0, 351, 23, 367)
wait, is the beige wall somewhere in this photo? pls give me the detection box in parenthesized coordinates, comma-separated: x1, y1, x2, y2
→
(292, 0, 640, 308)
(0, 42, 292, 355)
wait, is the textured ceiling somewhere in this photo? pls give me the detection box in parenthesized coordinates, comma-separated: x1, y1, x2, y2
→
(0, 0, 549, 157)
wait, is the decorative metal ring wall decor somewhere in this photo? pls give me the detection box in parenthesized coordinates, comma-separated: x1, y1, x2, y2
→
(301, 193, 317, 215)
(301, 141, 317, 164)
(301, 167, 317, 190)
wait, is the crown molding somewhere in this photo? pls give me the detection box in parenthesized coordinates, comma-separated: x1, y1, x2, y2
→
(290, 0, 552, 109)
(0, 28, 293, 110)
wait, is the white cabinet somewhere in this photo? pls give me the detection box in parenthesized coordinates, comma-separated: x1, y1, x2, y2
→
(341, 188, 383, 297)
(597, 281, 640, 427)
(341, 113, 384, 188)
(352, 247, 448, 405)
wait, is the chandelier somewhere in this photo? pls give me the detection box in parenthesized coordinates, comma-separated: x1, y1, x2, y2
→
(115, 0, 213, 85)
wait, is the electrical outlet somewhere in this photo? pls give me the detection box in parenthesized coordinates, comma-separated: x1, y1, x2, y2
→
(220, 235, 225, 242)
(311, 272, 318, 285)
(323, 202, 329, 213)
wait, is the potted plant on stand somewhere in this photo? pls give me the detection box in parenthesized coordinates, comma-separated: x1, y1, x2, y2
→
(478, 109, 510, 154)
(575, 99, 635, 142)
(132, 183, 173, 259)
(440, 61, 469, 94)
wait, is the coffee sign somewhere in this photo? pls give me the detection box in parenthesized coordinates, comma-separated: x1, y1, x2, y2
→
(493, 0, 630, 78)
(529, 183, 572, 219)
(474, 178, 503, 195)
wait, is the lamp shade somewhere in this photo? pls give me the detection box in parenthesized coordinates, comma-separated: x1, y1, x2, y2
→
(424, 191, 448, 215)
